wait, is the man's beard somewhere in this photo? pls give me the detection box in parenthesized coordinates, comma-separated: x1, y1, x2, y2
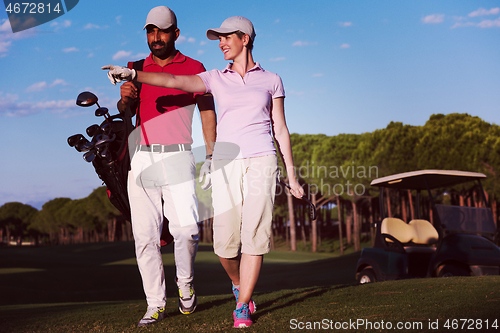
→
(149, 41, 174, 60)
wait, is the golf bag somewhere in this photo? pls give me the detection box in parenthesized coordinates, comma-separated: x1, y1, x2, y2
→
(70, 66, 173, 245)
(92, 108, 133, 222)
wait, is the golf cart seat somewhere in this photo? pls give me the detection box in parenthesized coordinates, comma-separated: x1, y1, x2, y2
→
(409, 219, 439, 245)
(381, 217, 414, 244)
(380, 217, 438, 255)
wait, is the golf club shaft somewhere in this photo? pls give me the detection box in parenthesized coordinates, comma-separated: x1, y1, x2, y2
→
(278, 178, 317, 220)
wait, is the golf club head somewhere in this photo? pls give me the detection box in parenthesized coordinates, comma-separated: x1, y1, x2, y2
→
(95, 107, 109, 118)
(76, 91, 99, 107)
(100, 123, 112, 134)
(83, 150, 96, 163)
(97, 145, 111, 160)
(86, 124, 102, 137)
(75, 137, 90, 152)
(95, 133, 116, 145)
(67, 134, 84, 147)
(78, 141, 95, 152)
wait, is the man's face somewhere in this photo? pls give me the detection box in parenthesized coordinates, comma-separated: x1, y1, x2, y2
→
(146, 25, 179, 60)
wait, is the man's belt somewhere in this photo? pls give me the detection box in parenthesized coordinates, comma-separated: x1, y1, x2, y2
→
(137, 143, 192, 153)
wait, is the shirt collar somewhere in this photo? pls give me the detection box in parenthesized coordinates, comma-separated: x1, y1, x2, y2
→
(144, 51, 186, 68)
(222, 62, 263, 73)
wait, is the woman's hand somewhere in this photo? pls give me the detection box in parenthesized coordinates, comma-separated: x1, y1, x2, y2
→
(288, 178, 304, 199)
(101, 65, 136, 85)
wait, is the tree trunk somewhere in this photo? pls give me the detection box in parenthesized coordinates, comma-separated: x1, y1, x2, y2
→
(346, 203, 352, 245)
(408, 190, 414, 220)
(386, 188, 392, 217)
(401, 191, 407, 222)
(311, 193, 317, 253)
(286, 187, 297, 251)
(337, 197, 344, 255)
(353, 199, 360, 251)
(270, 226, 275, 250)
(370, 197, 376, 247)
(492, 195, 497, 228)
(300, 206, 307, 248)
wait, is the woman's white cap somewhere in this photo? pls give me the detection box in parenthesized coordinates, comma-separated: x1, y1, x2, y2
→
(206, 16, 255, 41)
(143, 6, 177, 30)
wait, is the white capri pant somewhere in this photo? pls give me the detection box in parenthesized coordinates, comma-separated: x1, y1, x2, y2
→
(211, 154, 278, 258)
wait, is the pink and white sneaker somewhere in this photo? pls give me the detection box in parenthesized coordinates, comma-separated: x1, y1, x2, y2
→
(233, 303, 253, 328)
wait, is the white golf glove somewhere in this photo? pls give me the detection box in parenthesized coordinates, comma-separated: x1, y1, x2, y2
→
(101, 65, 136, 85)
(199, 158, 212, 190)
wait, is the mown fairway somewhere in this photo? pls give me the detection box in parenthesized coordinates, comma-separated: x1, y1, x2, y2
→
(0, 242, 499, 332)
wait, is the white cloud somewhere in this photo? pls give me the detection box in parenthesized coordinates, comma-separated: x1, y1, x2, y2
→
(0, 41, 12, 53)
(269, 57, 286, 62)
(26, 82, 48, 92)
(477, 17, 500, 28)
(112, 50, 132, 60)
(0, 19, 37, 54)
(451, 22, 475, 29)
(422, 14, 445, 24)
(312, 73, 324, 77)
(469, 7, 500, 17)
(0, 19, 11, 32)
(338, 22, 352, 27)
(50, 20, 71, 30)
(188, 37, 196, 43)
(51, 79, 68, 87)
(292, 41, 317, 47)
(0, 92, 73, 117)
(116, 16, 122, 25)
(83, 23, 101, 30)
(451, 11, 500, 29)
(63, 47, 79, 53)
(111, 50, 148, 61)
(25, 79, 68, 92)
(340, 43, 350, 49)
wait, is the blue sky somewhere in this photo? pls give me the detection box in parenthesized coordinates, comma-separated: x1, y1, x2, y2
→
(1, 0, 499, 209)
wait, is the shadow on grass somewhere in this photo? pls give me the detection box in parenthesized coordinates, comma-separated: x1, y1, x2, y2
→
(0, 242, 359, 307)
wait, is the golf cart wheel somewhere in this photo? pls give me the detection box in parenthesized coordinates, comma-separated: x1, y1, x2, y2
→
(437, 264, 470, 278)
(358, 269, 376, 284)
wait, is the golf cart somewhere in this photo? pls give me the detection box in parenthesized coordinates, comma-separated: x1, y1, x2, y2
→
(355, 170, 500, 283)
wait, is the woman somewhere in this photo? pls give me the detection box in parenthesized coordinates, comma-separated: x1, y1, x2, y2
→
(103, 16, 303, 328)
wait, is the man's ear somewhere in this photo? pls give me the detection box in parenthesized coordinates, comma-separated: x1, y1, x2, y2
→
(174, 28, 180, 41)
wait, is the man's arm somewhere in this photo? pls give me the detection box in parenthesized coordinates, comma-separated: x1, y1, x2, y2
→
(117, 81, 138, 115)
(195, 93, 216, 156)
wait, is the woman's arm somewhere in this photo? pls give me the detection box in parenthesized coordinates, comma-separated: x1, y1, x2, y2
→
(136, 71, 207, 94)
(102, 65, 207, 94)
(271, 97, 304, 199)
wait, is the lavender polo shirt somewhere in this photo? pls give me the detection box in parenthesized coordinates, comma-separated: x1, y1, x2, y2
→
(197, 63, 285, 160)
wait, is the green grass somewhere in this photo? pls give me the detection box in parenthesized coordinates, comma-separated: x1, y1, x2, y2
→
(0, 242, 499, 332)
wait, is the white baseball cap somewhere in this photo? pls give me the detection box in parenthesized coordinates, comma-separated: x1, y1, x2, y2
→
(206, 16, 255, 41)
(143, 6, 177, 30)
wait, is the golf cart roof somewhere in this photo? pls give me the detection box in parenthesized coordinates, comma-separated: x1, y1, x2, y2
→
(370, 170, 486, 190)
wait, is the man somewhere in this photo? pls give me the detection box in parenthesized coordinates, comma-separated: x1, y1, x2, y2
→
(114, 6, 216, 327)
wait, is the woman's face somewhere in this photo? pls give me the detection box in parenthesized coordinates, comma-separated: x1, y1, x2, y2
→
(218, 33, 246, 61)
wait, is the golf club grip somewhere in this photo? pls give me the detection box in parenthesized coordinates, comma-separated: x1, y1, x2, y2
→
(278, 179, 317, 220)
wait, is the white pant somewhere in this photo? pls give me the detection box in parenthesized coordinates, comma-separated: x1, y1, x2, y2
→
(128, 150, 199, 308)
